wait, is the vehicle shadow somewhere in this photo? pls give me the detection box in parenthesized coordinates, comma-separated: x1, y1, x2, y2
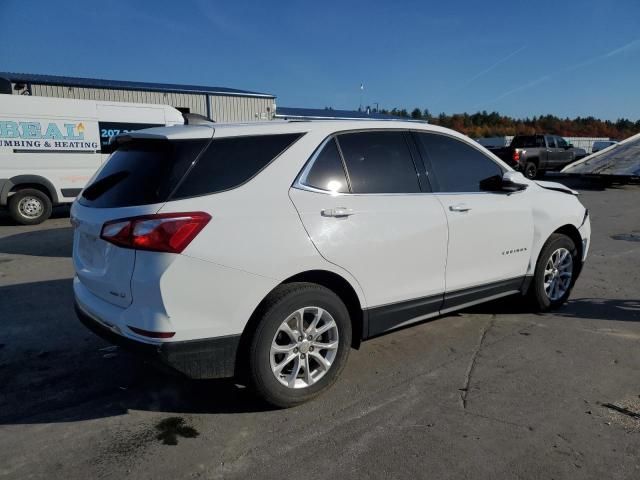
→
(2, 278, 637, 426)
(0, 278, 273, 426)
(0, 227, 73, 258)
(463, 295, 640, 322)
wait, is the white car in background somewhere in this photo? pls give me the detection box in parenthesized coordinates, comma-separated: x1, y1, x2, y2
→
(72, 120, 590, 407)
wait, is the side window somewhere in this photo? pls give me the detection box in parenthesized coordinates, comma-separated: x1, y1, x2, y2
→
(337, 131, 420, 194)
(546, 136, 557, 148)
(173, 133, 303, 198)
(416, 133, 503, 193)
(300, 138, 350, 193)
(556, 137, 568, 148)
(536, 136, 546, 147)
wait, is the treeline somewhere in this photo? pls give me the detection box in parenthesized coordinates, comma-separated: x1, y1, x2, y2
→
(376, 108, 640, 139)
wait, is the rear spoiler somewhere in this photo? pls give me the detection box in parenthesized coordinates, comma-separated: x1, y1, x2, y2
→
(103, 121, 215, 153)
(183, 113, 215, 126)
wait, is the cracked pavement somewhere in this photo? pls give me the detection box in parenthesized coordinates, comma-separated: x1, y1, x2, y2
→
(1, 179, 639, 479)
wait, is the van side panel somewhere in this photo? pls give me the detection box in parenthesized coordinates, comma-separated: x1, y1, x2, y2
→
(0, 95, 184, 206)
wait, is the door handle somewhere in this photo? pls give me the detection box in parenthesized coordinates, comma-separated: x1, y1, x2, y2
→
(321, 207, 354, 218)
(449, 204, 471, 212)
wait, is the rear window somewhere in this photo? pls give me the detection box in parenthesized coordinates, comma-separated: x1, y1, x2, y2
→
(172, 133, 303, 198)
(511, 136, 544, 148)
(80, 133, 303, 208)
(80, 139, 207, 208)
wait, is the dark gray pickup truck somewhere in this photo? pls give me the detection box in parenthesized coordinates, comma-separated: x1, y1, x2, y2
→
(489, 134, 587, 178)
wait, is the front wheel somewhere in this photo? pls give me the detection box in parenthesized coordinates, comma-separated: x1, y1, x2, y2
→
(529, 233, 579, 311)
(248, 283, 351, 408)
(8, 188, 53, 225)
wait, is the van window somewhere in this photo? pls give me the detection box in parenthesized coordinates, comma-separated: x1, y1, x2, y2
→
(98, 122, 162, 150)
(172, 133, 303, 198)
(337, 131, 420, 194)
(79, 139, 207, 208)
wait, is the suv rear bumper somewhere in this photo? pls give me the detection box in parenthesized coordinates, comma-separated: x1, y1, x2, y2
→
(75, 301, 240, 379)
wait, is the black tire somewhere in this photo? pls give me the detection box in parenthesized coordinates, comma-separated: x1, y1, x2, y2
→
(247, 282, 351, 408)
(524, 162, 538, 179)
(8, 188, 53, 225)
(529, 233, 579, 312)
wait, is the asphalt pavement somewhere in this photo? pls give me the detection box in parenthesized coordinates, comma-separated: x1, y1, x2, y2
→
(0, 180, 639, 479)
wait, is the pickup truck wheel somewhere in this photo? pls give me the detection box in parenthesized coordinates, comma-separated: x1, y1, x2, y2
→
(529, 234, 578, 311)
(8, 188, 53, 225)
(248, 282, 351, 408)
(524, 162, 538, 179)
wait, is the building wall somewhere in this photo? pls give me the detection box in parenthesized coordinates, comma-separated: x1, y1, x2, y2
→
(12, 82, 275, 122)
(211, 95, 274, 123)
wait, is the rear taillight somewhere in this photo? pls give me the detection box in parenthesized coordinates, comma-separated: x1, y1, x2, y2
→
(100, 212, 211, 253)
(512, 150, 520, 162)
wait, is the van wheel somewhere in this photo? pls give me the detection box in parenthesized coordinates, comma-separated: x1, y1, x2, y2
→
(524, 162, 538, 179)
(248, 282, 351, 408)
(529, 234, 578, 311)
(8, 189, 53, 225)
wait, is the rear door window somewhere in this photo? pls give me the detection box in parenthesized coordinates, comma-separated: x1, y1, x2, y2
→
(299, 138, 350, 193)
(80, 139, 207, 208)
(415, 133, 503, 193)
(512, 136, 546, 148)
(173, 133, 303, 198)
(337, 131, 420, 194)
(546, 136, 557, 148)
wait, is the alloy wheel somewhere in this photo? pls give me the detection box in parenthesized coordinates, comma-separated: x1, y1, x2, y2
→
(543, 247, 573, 301)
(270, 306, 339, 389)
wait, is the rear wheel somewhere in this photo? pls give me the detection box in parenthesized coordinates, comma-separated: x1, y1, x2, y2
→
(248, 283, 351, 407)
(529, 233, 578, 311)
(8, 188, 52, 225)
(524, 162, 538, 179)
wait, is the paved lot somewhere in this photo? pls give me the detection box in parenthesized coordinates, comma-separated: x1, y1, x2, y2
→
(1, 180, 639, 480)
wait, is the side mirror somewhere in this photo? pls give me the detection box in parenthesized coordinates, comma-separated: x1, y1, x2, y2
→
(501, 171, 529, 192)
(480, 172, 528, 193)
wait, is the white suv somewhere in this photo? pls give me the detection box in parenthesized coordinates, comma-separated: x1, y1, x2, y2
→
(72, 120, 590, 407)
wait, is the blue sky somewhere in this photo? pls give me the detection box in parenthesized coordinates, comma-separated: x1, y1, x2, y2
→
(2, 0, 639, 120)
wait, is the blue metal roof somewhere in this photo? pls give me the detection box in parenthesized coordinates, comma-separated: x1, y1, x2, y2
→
(275, 106, 398, 120)
(0, 72, 275, 98)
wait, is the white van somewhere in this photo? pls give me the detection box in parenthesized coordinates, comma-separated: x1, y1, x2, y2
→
(0, 94, 183, 224)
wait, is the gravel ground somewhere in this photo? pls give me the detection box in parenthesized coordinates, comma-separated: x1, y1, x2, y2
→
(0, 180, 639, 480)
